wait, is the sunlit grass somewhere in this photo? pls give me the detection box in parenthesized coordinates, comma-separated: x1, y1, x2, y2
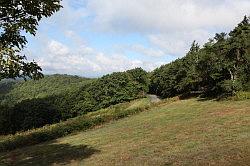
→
(0, 98, 151, 152)
(1, 98, 250, 165)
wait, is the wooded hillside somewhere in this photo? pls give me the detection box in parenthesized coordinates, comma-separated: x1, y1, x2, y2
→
(0, 68, 149, 134)
(0, 16, 249, 135)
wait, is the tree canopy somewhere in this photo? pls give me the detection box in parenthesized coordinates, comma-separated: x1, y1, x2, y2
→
(0, 0, 62, 80)
(0, 68, 149, 134)
(150, 16, 250, 98)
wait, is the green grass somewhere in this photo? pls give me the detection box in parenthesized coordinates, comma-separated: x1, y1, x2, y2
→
(0, 98, 151, 152)
(0, 98, 250, 165)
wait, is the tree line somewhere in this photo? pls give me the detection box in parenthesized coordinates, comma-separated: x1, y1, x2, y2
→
(0, 68, 149, 134)
(0, 16, 249, 135)
(150, 16, 250, 98)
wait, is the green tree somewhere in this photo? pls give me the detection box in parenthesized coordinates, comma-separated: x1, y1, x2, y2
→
(225, 16, 250, 93)
(0, 0, 62, 80)
(179, 41, 200, 93)
(150, 16, 250, 98)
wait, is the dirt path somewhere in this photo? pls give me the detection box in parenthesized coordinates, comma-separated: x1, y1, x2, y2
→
(147, 94, 161, 103)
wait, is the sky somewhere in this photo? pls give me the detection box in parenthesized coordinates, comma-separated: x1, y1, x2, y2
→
(25, 0, 250, 78)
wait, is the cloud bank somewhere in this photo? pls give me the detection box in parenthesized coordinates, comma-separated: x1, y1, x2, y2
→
(26, 0, 250, 77)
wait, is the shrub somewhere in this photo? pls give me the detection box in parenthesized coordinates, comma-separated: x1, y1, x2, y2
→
(232, 91, 250, 100)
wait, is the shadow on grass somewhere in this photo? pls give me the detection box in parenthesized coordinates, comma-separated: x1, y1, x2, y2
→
(0, 141, 99, 166)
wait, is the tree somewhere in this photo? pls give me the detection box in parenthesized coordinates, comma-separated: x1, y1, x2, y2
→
(224, 16, 250, 94)
(0, 0, 62, 81)
(150, 16, 250, 98)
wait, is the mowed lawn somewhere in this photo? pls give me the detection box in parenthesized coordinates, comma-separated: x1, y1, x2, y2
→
(0, 99, 250, 166)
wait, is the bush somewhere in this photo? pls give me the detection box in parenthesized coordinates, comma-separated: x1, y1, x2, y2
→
(232, 91, 250, 100)
(0, 106, 12, 134)
(0, 99, 61, 134)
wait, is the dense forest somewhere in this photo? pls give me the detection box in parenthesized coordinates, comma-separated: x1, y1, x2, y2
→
(0, 68, 149, 134)
(0, 16, 249, 135)
(150, 16, 250, 98)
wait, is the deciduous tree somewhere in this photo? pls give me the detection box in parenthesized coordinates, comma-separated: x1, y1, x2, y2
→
(0, 0, 62, 80)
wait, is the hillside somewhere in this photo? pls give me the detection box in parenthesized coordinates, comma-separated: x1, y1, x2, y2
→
(0, 98, 249, 165)
(0, 68, 149, 134)
(0, 15, 249, 166)
(1, 1, 250, 166)
(0, 16, 249, 136)
(0, 74, 92, 106)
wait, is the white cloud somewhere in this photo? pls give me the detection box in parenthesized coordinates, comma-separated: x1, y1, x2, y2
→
(27, 0, 250, 76)
(86, 0, 250, 57)
(130, 44, 165, 57)
(42, 0, 88, 31)
(148, 29, 211, 56)
(48, 40, 70, 56)
(86, 0, 250, 33)
(36, 40, 163, 77)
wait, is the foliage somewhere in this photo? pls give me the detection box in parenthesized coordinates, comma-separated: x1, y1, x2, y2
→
(0, 0, 62, 80)
(0, 48, 43, 80)
(150, 16, 250, 98)
(232, 91, 250, 100)
(0, 68, 149, 134)
(0, 74, 91, 105)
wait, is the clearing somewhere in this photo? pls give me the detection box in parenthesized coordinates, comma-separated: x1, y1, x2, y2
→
(0, 98, 250, 166)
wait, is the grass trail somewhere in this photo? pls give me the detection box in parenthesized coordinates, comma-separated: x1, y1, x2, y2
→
(0, 98, 250, 165)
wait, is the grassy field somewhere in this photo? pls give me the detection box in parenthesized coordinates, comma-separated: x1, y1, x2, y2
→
(0, 98, 250, 165)
(0, 98, 151, 152)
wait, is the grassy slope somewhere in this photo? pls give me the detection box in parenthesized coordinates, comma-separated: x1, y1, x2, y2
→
(0, 98, 250, 166)
(0, 98, 151, 152)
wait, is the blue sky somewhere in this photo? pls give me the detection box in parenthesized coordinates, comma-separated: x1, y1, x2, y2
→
(25, 0, 250, 77)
